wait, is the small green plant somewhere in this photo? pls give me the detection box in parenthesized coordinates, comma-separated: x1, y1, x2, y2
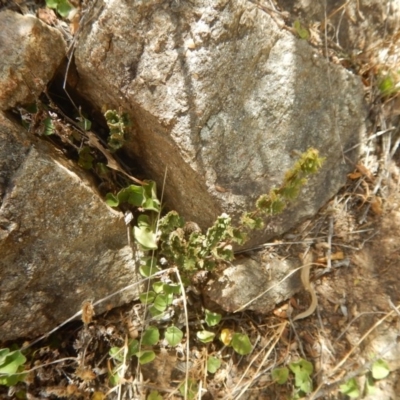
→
(45, 0, 74, 18)
(78, 146, 95, 170)
(219, 328, 253, 356)
(139, 281, 181, 319)
(339, 358, 390, 398)
(378, 70, 400, 97)
(104, 109, 130, 151)
(339, 377, 360, 399)
(0, 348, 27, 387)
(272, 358, 313, 398)
(157, 148, 324, 276)
(179, 378, 199, 400)
(207, 356, 222, 374)
(293, 19, 310, 40)
(106, 181, 161, 249)
(108, 322, 184, 386)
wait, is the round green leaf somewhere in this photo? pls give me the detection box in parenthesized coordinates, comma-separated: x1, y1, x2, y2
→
(231, 333, 252, 356)
(152, 281, 164, 294)
(127, 340, 139, 357)
(139, 291, 156, 305)
(372, 359, 390, 380)
(165, 326, 183, 346)
(207, 356, 221, 373)
(109, 347, 124, 362)
(340, 378, 360, 398)
(139, 259, 161, 277)
(56, 0, 74, 17)
(271, 367, 289, 384)
(196, 330, 215, 343)
(134, 225, 157, 250)
(105, 193, 119, 207)
(163, 283, 181, 295)
(179, 378, 198, 400)
(204, 309, 222, 327)
(142, 326, 160, 346)
(138, 350, 155, 365)
(45, 0, 58, 8)
(0, 350, 26, 374)
(153, 294, 168, 312)
(148, 305, 163, 317)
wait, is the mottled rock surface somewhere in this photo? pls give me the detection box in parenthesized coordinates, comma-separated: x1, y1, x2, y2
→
(0, 10, 66, 110)
(0, 113, 141, 341)
(203, 256, 302, 314)
(75, 0, 366, 248)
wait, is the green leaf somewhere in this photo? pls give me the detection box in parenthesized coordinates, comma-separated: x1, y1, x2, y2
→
(124, 185, 145, 207)
(207, 356, 221, 374)
(105, 193, 119, 207)
(196, 330, 215, 343)
(78, 146, 94, 170)
(295, 370, 313, 393)
(96, 162, 109, 177)
(108, 370, 119, 387)
(372, 359, 390, 380)
(366, 374, 376, 395)
(134, 225, 157, 250)
(45, 0, 58, 9)
(148, 305, 163, 317)
(204, 309, 222, 327)
(289, 359, 313, 393)
(109, 347, 124, 362)
(289, 359, 313, 376)
(272, 367, 289, 384)
(147, 390, 163, 400)
(139, 258, 161, 277)
(0, 348, 10, 364)
(293, 19, 310, 40)
(379, 74, 396, 96)
(152, 282, 164, 294)
(138, 350, 155, 365)
(139, 291, 156, 304)
(231, 333, 252, 356)
(0, 349, 26, 375)
(163, 283, 181, 295)
(142, 326, 160, 346)
(77, 116, 92, 131)
(153, 294, 168, 312)
(127, 340, 139, 357)
(43, 117, 55, 135)
(109, 340, 138, 362)
(165, 326, 183, 346)
(56, 0, 74, 17)
(339, 378, 360, 398)
(142, 181, 161, 212)
(179, 378, 198, 400)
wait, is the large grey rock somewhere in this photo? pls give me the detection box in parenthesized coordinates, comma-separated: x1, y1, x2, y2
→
(75, 0, 365, 248)
(0, 10, 66, 110)
(0, 112, 141, 341)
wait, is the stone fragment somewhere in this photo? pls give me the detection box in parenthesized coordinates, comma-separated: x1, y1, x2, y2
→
(203, 256, 302, 314)
(0, 10, 66, 110)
